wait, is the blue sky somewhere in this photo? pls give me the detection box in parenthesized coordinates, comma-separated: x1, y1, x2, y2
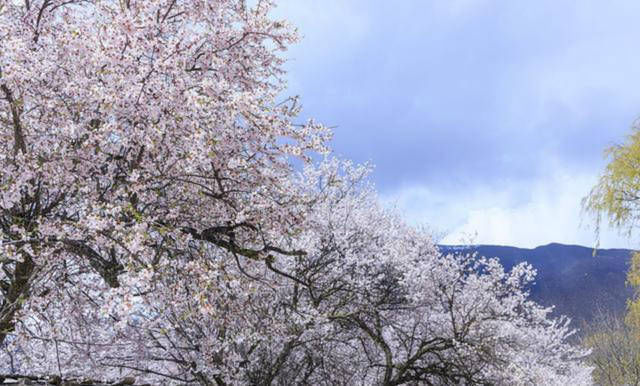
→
(274, 0, 640, 248)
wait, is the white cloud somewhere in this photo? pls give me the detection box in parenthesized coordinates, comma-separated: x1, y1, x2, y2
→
(383, 170, 634, 249)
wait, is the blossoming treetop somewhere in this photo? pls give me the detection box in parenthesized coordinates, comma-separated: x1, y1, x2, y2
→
(0, 1, 592, 384)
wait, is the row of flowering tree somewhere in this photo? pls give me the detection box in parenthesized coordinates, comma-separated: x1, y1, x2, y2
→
(0, 0, 592, 384)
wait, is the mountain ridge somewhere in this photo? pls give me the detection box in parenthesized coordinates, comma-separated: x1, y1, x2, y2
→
(438, 243, 635, 326)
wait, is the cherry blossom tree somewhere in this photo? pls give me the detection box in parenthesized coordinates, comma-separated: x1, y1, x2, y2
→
(1, 158, 592, 384)
(0, 0, 327, 347)
(0, 0, 592, 385)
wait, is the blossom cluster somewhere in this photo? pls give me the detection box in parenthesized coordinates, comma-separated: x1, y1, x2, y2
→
(0, 1, 591, 384)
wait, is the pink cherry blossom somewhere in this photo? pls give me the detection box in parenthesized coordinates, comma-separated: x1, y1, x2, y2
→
(0, 1, 591, 384)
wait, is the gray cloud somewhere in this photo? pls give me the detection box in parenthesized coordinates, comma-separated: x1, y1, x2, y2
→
(275, 0, 640, 246)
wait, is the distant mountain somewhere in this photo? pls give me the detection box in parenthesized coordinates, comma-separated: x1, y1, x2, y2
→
(438, 243, 635, 327)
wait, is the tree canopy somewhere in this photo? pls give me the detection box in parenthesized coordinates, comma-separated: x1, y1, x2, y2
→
(0, 1, 591, 384)
(584, 127, 640, 238)
(584, 127, 640, 329)
(583, 125, 640, 384)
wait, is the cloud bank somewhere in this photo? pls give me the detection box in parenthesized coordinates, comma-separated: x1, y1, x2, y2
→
(275, 0, 640, 248)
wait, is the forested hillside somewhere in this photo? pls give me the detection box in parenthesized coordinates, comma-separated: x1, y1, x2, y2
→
(440, 244, 633, 326)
